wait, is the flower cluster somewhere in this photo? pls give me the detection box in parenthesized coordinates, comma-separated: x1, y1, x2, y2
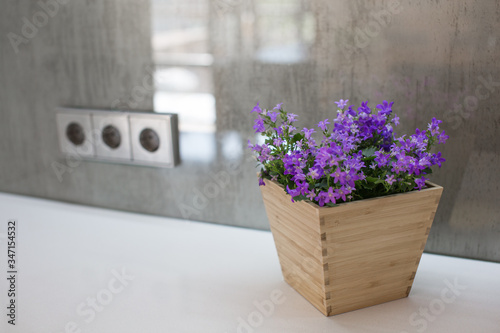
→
(249, 99, 448, 207)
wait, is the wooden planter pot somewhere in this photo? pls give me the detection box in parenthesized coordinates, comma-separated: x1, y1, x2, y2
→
(260, 179, 443, 316)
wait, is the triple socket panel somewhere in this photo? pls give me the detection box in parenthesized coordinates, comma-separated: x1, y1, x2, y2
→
(56, 108, 180, 168)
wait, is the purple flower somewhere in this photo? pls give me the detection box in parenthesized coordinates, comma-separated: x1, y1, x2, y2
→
(415, 128, 424, 135)
(418, 155, 431, 169)
(257, 144, 271, 162)
(325, 187, 338, 204)
(308, 167, 323, 179)
(431, 152, 446, 167)
(414, 176, 427, 190)
(376, 100, 394, 116)
(258, 178, 266, 186)
(374, 150, 390, 167)
(287, 113, 298, 123)
(317, 188, 338, 206)
(318, 119, 330, 131)
(437, 130, 449, 144)
(335, 186, 348, 202)
(268, 111, 278, 122)
(302, 127, 316, 139)
(251, 102, 262, 114)
(331, 168, 345, 185)
(292, 173, 306, 182)
(316, 192, 326, 207)
(335, 99, 349, 109)
(346, 105, 357, 117)
(248, 99, 447, 206)
(306, 190, 316, 201)
(286, 185, 300, 201)
(428, 117, 442, 135)
(273, 138, 284, 146)
(273, 102, 284, 110)
(344, 169, 358, 187)
(392, 115, 400, 126)
(253, 116, 265, 133)
(357, 101, 371, 114)
(251, 144, 262, 153)
(411, 129, 428, 150)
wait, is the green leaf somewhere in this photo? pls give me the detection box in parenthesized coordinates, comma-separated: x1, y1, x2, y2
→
(360, 181, 376, 189)
(423, 167, 433, 174)
(325, 202, 339, 207)
(291, 133, 304, 143)
(362, 147, 377, 157)
(316, 178, 328, 189)
(293, 195, 307, 202)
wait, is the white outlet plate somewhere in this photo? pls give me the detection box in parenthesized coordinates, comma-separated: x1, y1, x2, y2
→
(56, 110, 95, 158)
(56, 108, 179, 168)
(91, 112, 131, 161)
(129, 114, 178, 167)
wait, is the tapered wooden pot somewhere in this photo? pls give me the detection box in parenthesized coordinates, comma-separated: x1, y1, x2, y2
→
(260, 179, 443, 316)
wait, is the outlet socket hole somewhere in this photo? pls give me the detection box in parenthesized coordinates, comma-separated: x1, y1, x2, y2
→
(102, 125, 121, 149)
(66, 122, 85, 146)
(139, 128, 160, 152)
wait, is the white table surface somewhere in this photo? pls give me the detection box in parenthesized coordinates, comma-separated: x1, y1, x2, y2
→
(0, 192, 499, 333)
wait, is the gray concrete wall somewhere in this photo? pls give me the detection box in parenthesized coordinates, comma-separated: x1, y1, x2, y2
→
(0, 1, 499, 262)
(0, 1, 160, 216)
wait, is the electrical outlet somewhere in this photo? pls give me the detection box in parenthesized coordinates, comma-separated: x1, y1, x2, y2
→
(56, 110, 95, 157)
(56, 108, 180, 168)
(129, 113, 180, 167)
(91, 112, 131, 161)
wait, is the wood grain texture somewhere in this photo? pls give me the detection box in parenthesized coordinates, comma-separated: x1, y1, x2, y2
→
(261, 179, 443, 316)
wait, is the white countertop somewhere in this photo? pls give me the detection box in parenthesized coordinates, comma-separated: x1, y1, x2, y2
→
(0, 192, 499, 333)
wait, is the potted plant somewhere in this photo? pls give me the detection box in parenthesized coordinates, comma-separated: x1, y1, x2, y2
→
(248, 99, 448, 316)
